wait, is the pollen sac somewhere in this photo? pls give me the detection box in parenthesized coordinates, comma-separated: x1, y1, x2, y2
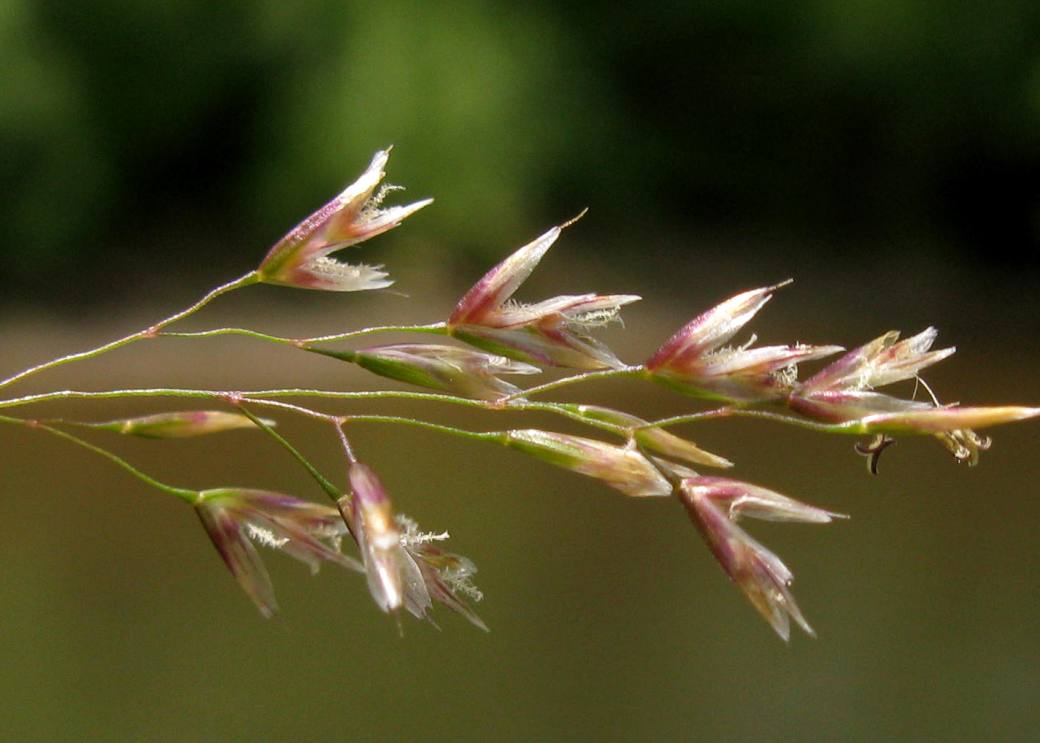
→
(853, 406, 1039, 466)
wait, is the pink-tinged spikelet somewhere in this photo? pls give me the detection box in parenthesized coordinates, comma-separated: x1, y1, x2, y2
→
(195, 488, 361, 617)
(343, 463, 485, 627)
(448, 216, 640, 370)
(308, 343, 540, 401)
(647, 282, 842, 402)
(679, 477, 843, 640)
(258, 149, 431, 291)
(504, 429, 672, 497)
(789, 328, 1040, 464)
(97, 411, 272, 438)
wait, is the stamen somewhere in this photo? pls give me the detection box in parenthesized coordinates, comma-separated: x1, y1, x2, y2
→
(855, 434, 896, 475)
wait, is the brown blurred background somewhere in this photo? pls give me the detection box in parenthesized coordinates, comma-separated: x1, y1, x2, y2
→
(2, 2, 1039, 741)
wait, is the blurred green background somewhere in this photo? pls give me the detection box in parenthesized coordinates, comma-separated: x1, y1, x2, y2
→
(2, 1, 1039, 741)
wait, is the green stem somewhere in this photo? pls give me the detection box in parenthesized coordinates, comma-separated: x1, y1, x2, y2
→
(235, 405, 344, 506)
(650, 407, 867, 435)
(299, 322, 448, 345)
(240, 393, 613, 445)
(157, 322, 449, 363)
(344, 414, 504, 444)
(0, 387, 628, 436)
(645, 407, 738, 428)
(0, 270, 260, 391)
(239, 396, 337, 423)
(159, 327, 296, 346)
(503, 366, 646, 401)
(506, 401, 627, 434)
(0, 387, 458, 410)
(0, 414, 196, 502)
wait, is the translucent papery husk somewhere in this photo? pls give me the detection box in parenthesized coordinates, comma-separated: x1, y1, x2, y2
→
(452, 323, 627, 371)
(262, 150, 391, 272)
(679, 344, 843, 381)
(650, 343, 843, 403)
(345, 464, 488, 624)
(195, 489, 362, 617)
(504, 429, 672, 497)
(857, 406, 1040, 466)
(790, 394, 1040, 464)
(257, 149, 431, 291)
(450, 225, 563, 326)
(315, 343, 540, 400)
(346, 464, 412, 613)
(800, 328, 955, 394)
(211, 491, 360, 570)
(409, 544, 488, 631)
(636, 426, 734, 468)
(349, 503, 416, 614)
(482, 293, 641, 331)
(447, 213, 636, 369)
(681, 476, 845, 523)
(790, 394, 1040, 436)
(646, 283, 788, 371)
(684, 490, 813, 641)
(195, 503, 279, 618)
(855, 405, 1040, 435)
(99, 411, 272, 438)
(570, 404, 733, 469)
(340, 484, 486, 628)
(788, 389, 935, 424)
(235, 504, 361, 574)
(395, 548, 434, 620)
(226, 490, 351, 537)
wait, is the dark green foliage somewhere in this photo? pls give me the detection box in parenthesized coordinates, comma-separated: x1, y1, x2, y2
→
(4, 0, 1039, 302)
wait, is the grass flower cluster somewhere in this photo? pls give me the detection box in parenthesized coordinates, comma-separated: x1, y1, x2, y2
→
(2, 149, 1036, 640)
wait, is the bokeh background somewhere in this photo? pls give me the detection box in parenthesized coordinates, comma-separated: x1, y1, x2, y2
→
(2, 2, 1039, 741)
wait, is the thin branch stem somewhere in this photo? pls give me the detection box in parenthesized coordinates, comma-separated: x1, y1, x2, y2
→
(0, 270, 260, 391)
(235, 404, 345, 506)
(334, 422, 357, 464)
(0, 414, 196, 502)
(298, 322, 448, 345)
(343, 414, 505, 444)
(159, 327, 297, 346)
(650, 407, 867, 435)
(0, 387, 628, 435)
(238, 396, 337, 424)
(159, 322, 448, 347)
(644, 407, 740, 428)
(0, 387, 455, 409)
(503, 365, 646, 401)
